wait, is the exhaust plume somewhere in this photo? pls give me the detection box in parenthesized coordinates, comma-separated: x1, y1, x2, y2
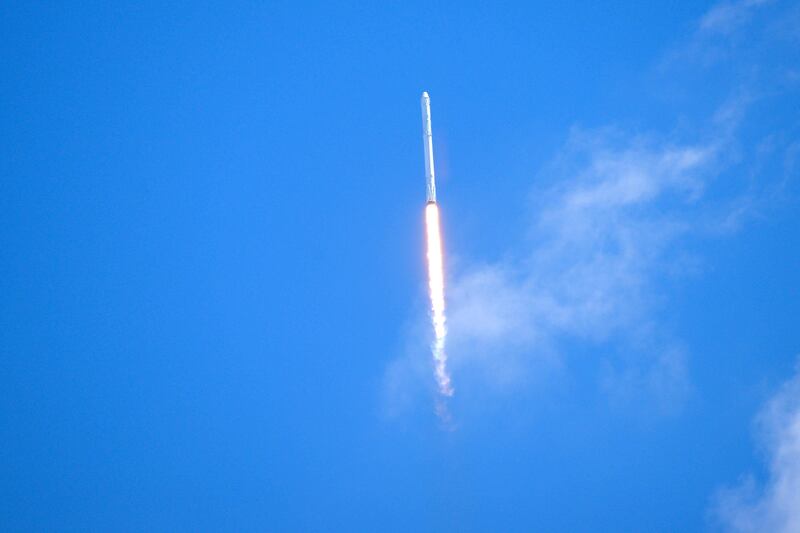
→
(425, 202, 453, 397)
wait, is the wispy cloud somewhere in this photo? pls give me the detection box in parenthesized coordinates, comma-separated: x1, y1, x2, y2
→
(714, 360, 800, 532)
(443, 127, 727, 405)
(700, 0, 772, 35)
(659, 0, 776, 70)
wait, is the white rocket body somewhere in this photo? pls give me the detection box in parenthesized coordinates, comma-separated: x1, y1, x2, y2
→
(420, 92, 437, 203)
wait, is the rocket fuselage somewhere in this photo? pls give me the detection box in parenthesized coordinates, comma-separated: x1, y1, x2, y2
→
(421, 92, 437, 203)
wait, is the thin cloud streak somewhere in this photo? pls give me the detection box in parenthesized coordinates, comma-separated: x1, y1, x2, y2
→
(700, 0, 772, 35)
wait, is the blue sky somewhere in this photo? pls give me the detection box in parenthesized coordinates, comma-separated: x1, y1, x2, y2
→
(2, 1, 799, 531)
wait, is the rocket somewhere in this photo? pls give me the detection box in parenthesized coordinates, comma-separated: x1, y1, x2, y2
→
(420, 92, 437, 204)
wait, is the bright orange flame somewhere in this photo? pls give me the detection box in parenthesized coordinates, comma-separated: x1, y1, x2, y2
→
(425, 203, 453, 396)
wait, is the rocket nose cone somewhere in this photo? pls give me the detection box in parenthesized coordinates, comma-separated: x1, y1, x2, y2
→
(421, 91, 429, 99)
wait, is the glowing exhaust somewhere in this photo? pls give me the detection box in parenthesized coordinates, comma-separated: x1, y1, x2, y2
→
(425, 202, 453, 396)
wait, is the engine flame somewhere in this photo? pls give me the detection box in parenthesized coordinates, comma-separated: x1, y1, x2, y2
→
(425, 202, 453, 396)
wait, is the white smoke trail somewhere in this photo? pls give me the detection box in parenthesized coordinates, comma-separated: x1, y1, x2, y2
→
(425, 202, 453, 397)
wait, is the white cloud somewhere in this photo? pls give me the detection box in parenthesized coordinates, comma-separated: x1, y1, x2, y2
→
(715, 361, 800, 532)
(443, 129, 720, 403)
